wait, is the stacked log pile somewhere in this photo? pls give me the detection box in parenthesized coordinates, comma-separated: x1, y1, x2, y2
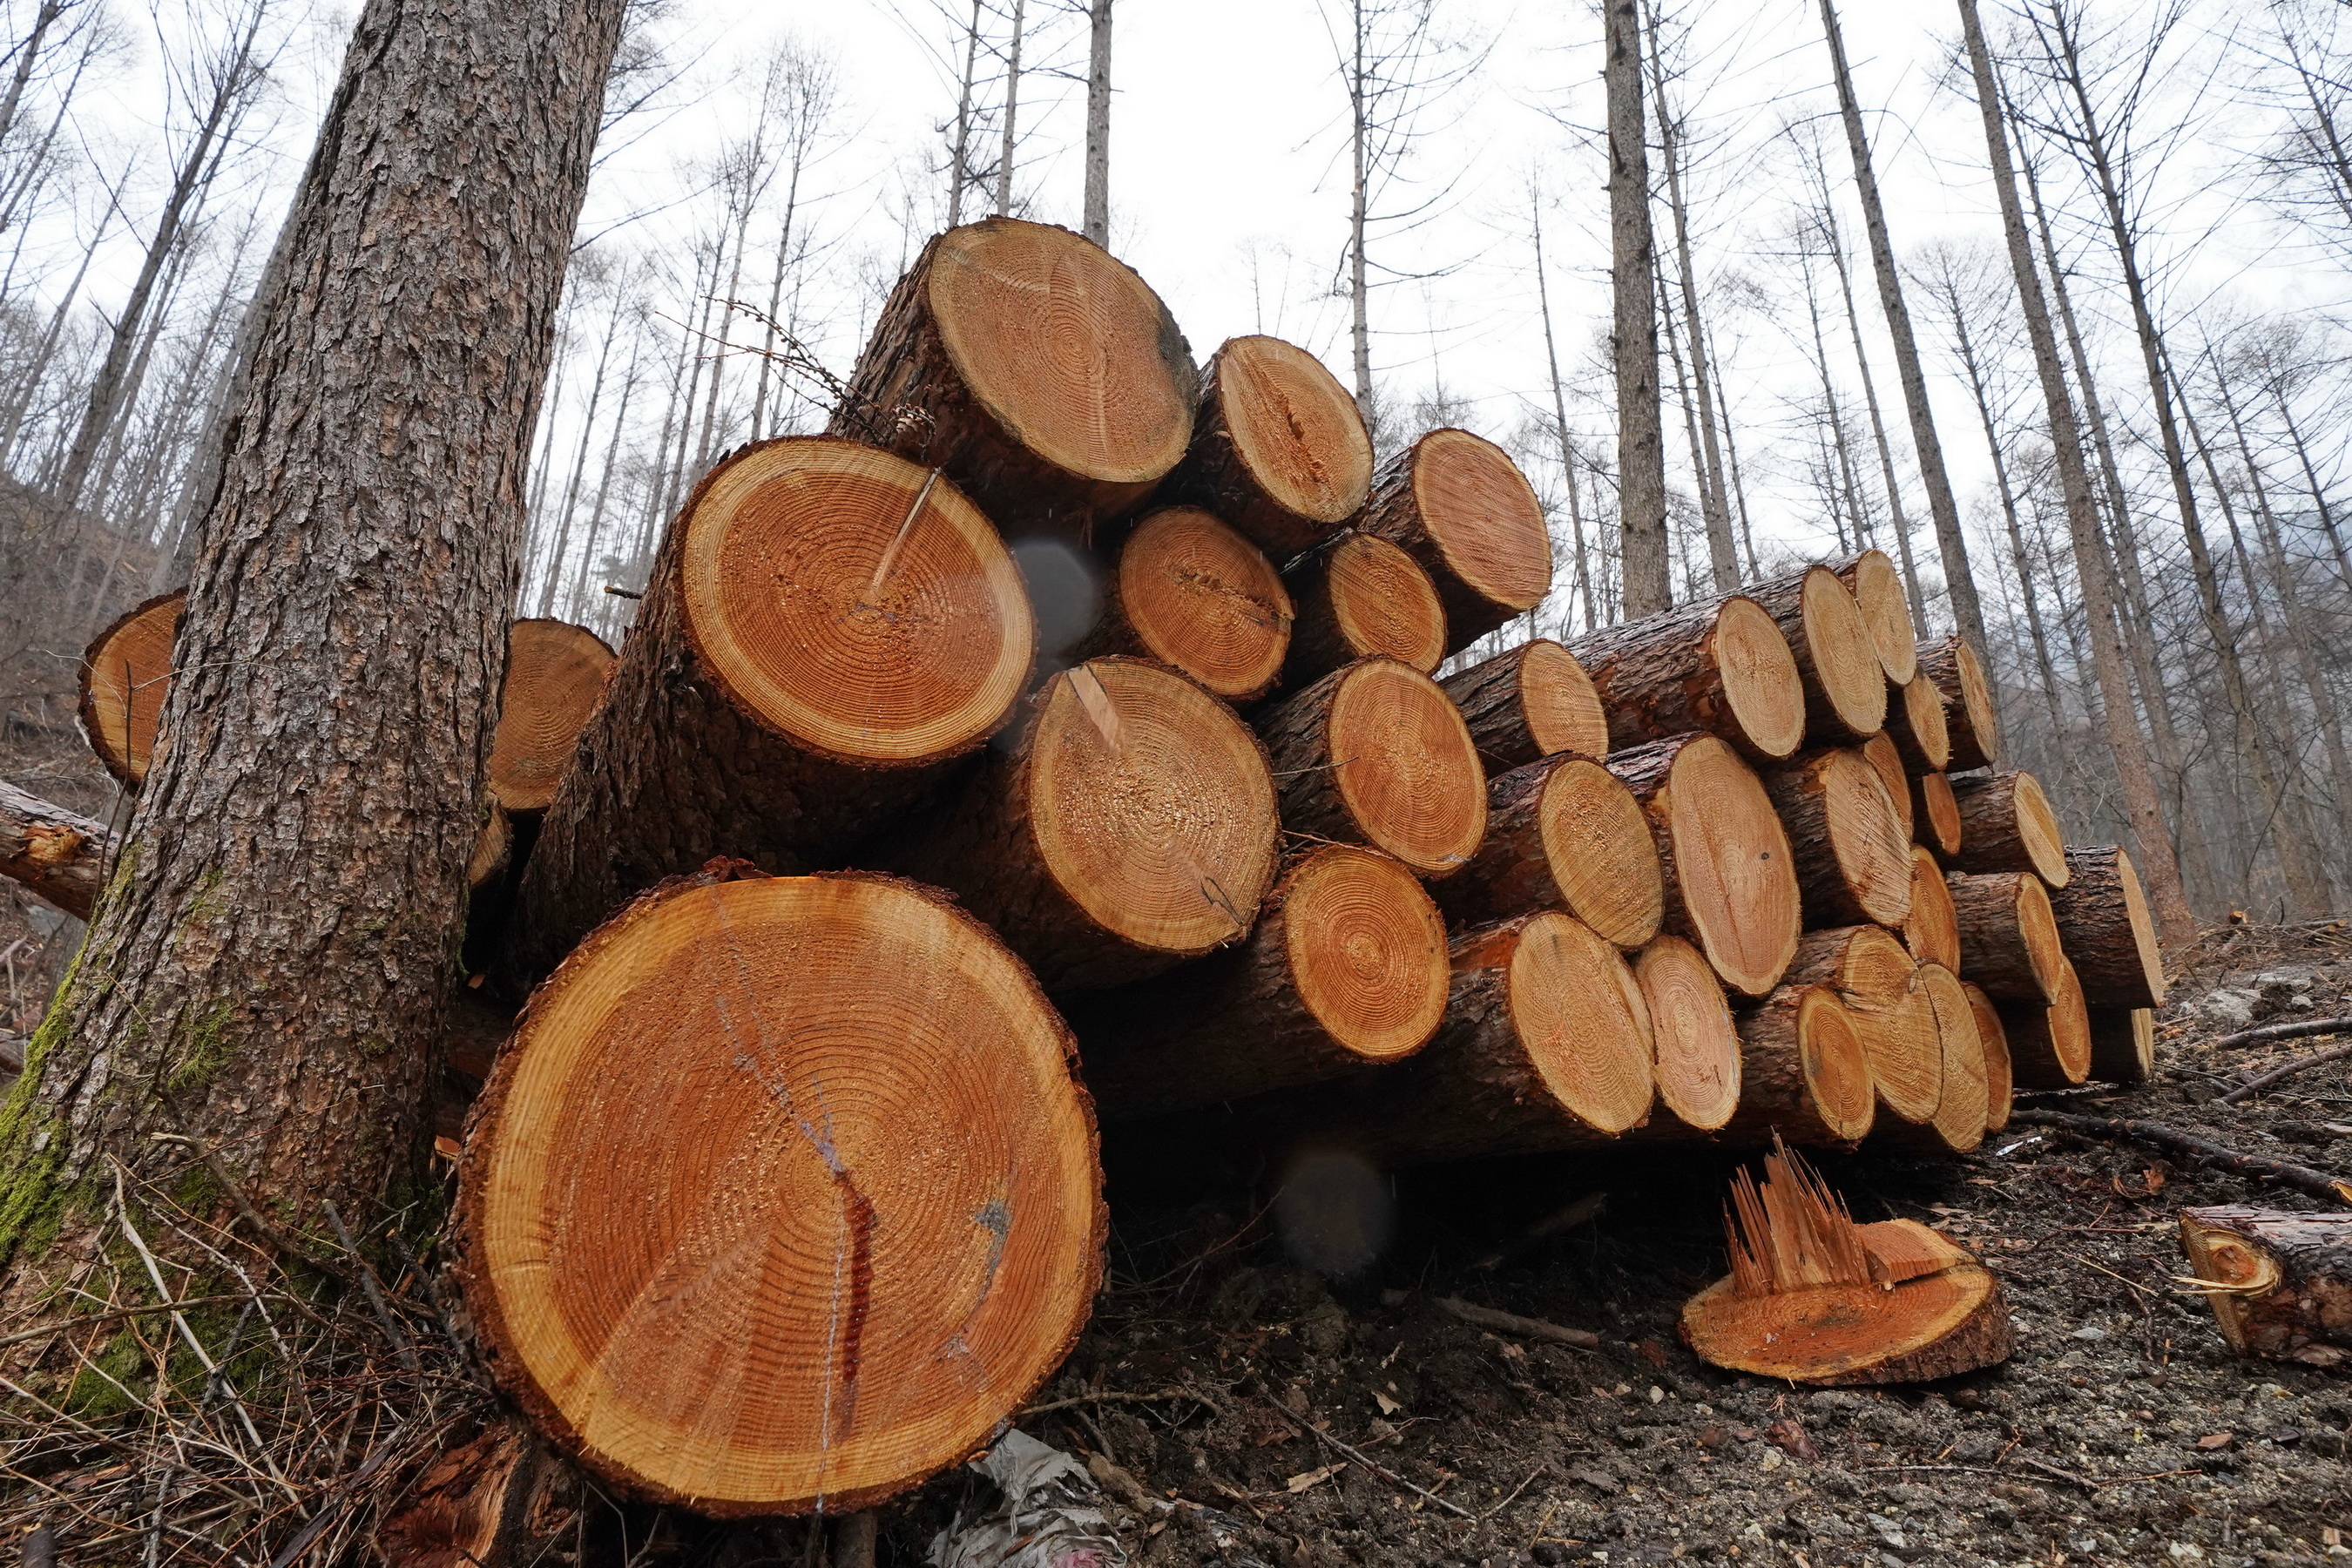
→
(57, 215, 2171, 1519)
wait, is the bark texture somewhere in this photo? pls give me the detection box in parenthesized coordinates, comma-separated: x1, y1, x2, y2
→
(2049, 845, 2168, 1010)
(2179, 1206, 2352, 1366)
(1439, 639, 1609, 775)
(0, 0, 625, 1290)
(1565, 594, 1806, 762)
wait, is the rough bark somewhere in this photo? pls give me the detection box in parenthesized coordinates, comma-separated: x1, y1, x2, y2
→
(0, 781, 110, 921)
(1439, 639, 1610, 775)
(1083, 0, 1112, 247)
(1763, 745, 1914, 929)
(1565, 593, 1808, 762)
(1743, 565, 1888, 743)
(1944, 869, 2065, 1004)
(1605, 0, 1669, 617)
(1277, 531, 1443, 690)
(2048, 845, 2168, 1010)
(1949, 770, 2069, 888)
(1435, 753, 1663, 947)
(1916, 634, 1999, 773)
(1161, 335, 1371, 559)
(1354, 429, 1552, 653)
(0, 0, 625, 1296)
(2178, 1206, 2352, 1367)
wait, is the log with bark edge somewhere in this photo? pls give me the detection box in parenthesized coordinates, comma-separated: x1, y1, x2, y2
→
(882, 657, 1279, 991)
(1943, 868, 2065, 1003)
(1718, 983, 1876, 1146)
(832, 217, 1197, 536)
(1605, 733, 1801, 997)
(1565, 593, 1807, 762)
(1289, 911, 1655, 1166)
(1353, 428, 1552, 653)
(1741, 564, 1888, 744)
(1161, 334, 1374, 558)
(1863, 733, 1914, 841)
(1278, 531, 1444, 687)
(1884, 671, 1953, 774)
(2178, 1206, 2352, 1366)
(1997, 952, 2092, 1089)
(1434, 754, 1662, 947)
(380, 1423, 578, 1568)
(0, 781, 110, 921)
(1254, 656, 1485, 879)
(1914, 772, 1963, 860)
(1900, 844, 1960, 970)
(2048, 845, 2167, 1009)
(1437, 637, 1609, 774)
(458, 866, 1104, 1517)
(1917, 634, 1999, 771)
(1833, 549, 1918, 686)
(500, 438, 1035, 989)
(78, 588, 183, 787)
(1762, 745, 1914, 929)
(1782, 924, 1941, 1128)
(2087, 1005, 2155, 1085)
(1870, 964, 1990, 1156)
(1636, 933, 1740, 1132)
(1949, 769, 2069, 887)
(1064, 845, 1448, 1118)
(1071, 505, 1292, 702)
(1681, 1147, 2011, 1385)
(488, 619, 616, 814)
(1966, 981, 2014, 1133)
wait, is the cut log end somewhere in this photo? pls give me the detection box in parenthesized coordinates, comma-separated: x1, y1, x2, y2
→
(1648, 734, 1801, 997)
(2179, 1206, 2352, 1365)
(1538, 758, 1666, 949)
(1285, 845, 1450, 1062)
(1712, 596, 1810, 761)
(1999, 953, 2092, 1089)
(1922, 635, 2000, 770)
(680, 438, 1033, 766)
(79, 588, 185, 788)
(1946, 868, 2065, 1003)
(1285, 532, 1447, 683)
(1794, 566, 1889, 740)
(1773, 746, 1914, 929)
(1889, 671, 1953, 774)
(1638, 934, 1740, 1132)
(1840, 550, 1918, 686)
(1499, 912, 1656, 1136)
(1213, 335, 1375, 533)
(1901, 845, 1960, 971)
(1950, 770, 2069, 888)
(461, 870, 1104, 1516)
(1324, 659, 1488, 876)
(490, 619, 616, 814)
(929, 219, 1193, 488)
(1916, 964, 1990, 1154)
(1360, 429, 1551, 651)
(1966, 982, 2014, 1134)
(1914, 772, 1963, 860)
(1111, 506, 1292, 700)
(1863, 733, 1915, 843)
(1807, 924, 1941, 1125)
(1517, 639, 1610, 761)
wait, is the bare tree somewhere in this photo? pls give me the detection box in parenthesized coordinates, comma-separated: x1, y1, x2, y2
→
(1083, 0, 1111, 245)
(1605, 0, 1668, 615)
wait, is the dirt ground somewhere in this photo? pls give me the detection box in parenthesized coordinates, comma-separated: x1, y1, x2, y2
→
(881, 920, 2352, 1568)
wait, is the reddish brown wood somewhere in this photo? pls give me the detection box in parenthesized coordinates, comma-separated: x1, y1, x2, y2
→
(1160, 334, 1373, 558)
(2049, 845, 2167, 1009)
(1438, 638, 1610, 774)
(1565, 593, 1808, 762)
(1354, 429, 1551, 653)
(1918, 634, 1999, 771)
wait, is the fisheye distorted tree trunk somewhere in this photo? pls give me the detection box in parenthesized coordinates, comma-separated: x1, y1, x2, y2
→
(1605, 0, 1669, 616)
(1956, 0, 2193, 954)
(0, 0, 625, 1298)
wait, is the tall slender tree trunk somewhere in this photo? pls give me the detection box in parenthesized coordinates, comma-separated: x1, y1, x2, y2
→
(1348, 0, 1373, 410)
(948, 0, 983, 226)
(1705, 330, 1761, 577)
(1532, 203, 1594, 632)
(1605, 0, 1668, 616)
(1084, 0, 1112, 247)
(0, 1, 66, 155)
(1821, 206, 1928, 630)
(995, 0, 1025, 216)
(1799, 246, 1871, 551)
(2270, 391, 2352, 592)
(537, 294, 620, 615)
(1957, 0, 2194, 951)
(0, 0, 625, 1301)
(1820, 0, 1986, 656)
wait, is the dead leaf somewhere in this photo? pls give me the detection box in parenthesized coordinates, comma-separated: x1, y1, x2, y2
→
(1763, 1419, 1817, 1461)
(2140, 1166, 2167, 1194)
(1696, 1427, 1729, 1450)
(1283, 1463, 1345, 1494)
(1635, 1339, 1669, 1369)
(2195, 1433, 2234, 1451)
(1372, 1389, 1402, 1416)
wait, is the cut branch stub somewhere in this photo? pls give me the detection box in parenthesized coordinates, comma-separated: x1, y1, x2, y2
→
(489, 619, 616, 814)
(1166, 335, 1373, 558)
(1914, 772, 1963, 861)
(1743, 565, 1887, 744)
(78, 587, 185, 788)
(500, 437, 1034, 990)
(1068, 844, 1447, 1119)
(1436, 754, 1663, 947)
(1918, 635, 1999, 771)
(2049, 846, 2166, 1009)
(1944, 868, 2065, 1003)
(1075, 506, 1292, 702)
(460, 868, 1104, 1517)
(1966, 982, 2013, 1133)
(2086, 1006, 2155, 1085)
(1279, 531, 1445, 688)
(1638, 933, 1740, 1132)
(1763, 746, 1914, 929)
(1834, 550, 1917, 686)
(1724, 983, 1876, 1146)
(1605, 733, 1801, 997)
(1439, 638, 1609, 775)
(0, 779, 112, 921)
(885, 657, 1279, 991)
(1950, 770, 2068, 888)
(1255, 657, 1485, 878)
(1885, 671, 1953, 774)
(834, 218, 1197, 533)
(1785, 924, 1940, 1126)
(1997, 953, 2092, 1089)
(1566, 593, 1807, 762)
(1900, 844, 1961, 971)
(2178, 1205, 2352, 1366)
(1354, 429, 1551, 653)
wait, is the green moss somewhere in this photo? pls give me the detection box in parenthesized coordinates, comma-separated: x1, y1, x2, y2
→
(0, 951, 88, 1267)
(166, 1000, 237, 1093)
(63, 1327, 150, 1420)
(183, 864, 229, 927)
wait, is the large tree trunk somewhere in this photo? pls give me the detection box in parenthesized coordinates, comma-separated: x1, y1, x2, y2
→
(2178, 1206, 2352, 1367)
(1763, 745, 1915, 929)
(0, 0, 625, 1298)
(1071, 505, 1292, 704)
(1163, 335, 1372, 558)
(1065, 845, 1448, 1119)
(1743, 564, 1888, 744)
(831, 218, 1198, 538)
(1565, 594, 1808, 762)
(1354, 429, 1552, 653)
(1278, 531, 1445, 689)
(2049, 846, 2168, 1010)
(502, 438, 1036, 989)
(1436, 753, 1664, 946)
(1604, 0, 1670, 617)
(1438, 639, 1609, 775)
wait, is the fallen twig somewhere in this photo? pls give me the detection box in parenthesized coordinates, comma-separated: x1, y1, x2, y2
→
(1480, 1463, 1549, 1521)
(1432, 1295, 1602, 1349)
(1298, 1422, 1475, 1519)
(2006, 1110, 2352, 1205)
(321, 1201, 421, 1374)
(2207, 1016, 2352, 1051)
(2218, 1042, 2352, 1105)
(1023, 1388, 1226, 1417)
(0, 1294, 248, 1353)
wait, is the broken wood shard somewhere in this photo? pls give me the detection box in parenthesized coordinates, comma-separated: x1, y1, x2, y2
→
(2178, 1205, 2352, 1367)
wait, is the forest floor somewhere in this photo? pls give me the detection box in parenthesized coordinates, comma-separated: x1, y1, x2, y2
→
(890, 920, 2352, 1568)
